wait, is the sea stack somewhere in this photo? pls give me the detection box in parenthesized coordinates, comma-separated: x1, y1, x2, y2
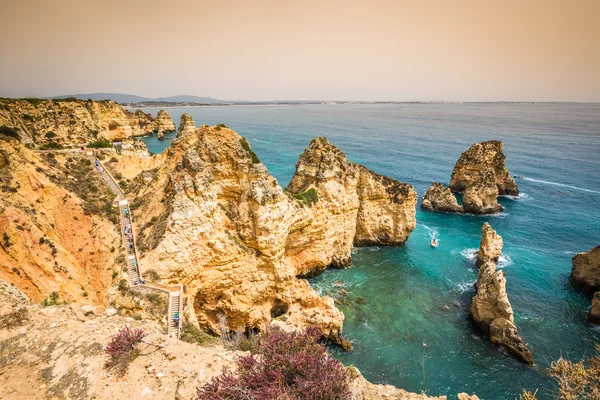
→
(176, 113, 196, 137)
(155, 109, 176, 139)
(449, 140, 519, 196)
(462, 169, 504, 214)
(421, 182, 463, 213)
(570, 245, 600, 325)
(471, 223, 533, 364)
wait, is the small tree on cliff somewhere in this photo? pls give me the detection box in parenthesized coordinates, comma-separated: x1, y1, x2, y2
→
(196, 327, 355, 400)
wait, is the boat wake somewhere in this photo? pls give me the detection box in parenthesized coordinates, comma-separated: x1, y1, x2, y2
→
(421, 224, 439, 240)
(523, 177, 600, 194)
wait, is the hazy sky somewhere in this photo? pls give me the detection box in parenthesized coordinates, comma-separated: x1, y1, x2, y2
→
(1, 0, 599, 101)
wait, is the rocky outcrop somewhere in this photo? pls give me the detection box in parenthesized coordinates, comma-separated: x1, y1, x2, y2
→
(176, 113, 196, 137)
(462, 168, 503, 214)
(285, 137, 417, 275)
(123, 131, 416, 348)
(421, 182, 463, 213)
(471, 223, 533, 364)
(154, 109, 176, 139)
(0, 136, 120, 304)
(0, 98, 157, 147)
(449, 140, 519, 196)
(120, 137, 151, 157)
(589, 293, 600, 324)
(571, 245, 600, 293)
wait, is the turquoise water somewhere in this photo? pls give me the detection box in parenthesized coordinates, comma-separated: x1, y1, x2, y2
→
(137, 104, 600, 399)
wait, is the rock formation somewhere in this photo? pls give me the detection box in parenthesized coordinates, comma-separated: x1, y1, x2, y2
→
(0, 98, 157, 147)
(176, 113, 196, 137)
(589, 292, 600, 324)
(471, 223, 533, 364)
(0, 135, 120, 304)
(421, 182, 463, 213)
(120, 137, 151, 157)
(449, 140, 519, 196)
(154, 109, 176, 139)
(120, 130, 416, 348)
(462, 169, 504, 214)
(571, 245, 600, 293)
(285, 137, 417, 274)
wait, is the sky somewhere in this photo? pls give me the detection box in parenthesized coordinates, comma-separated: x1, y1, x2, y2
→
(1, 0, 599, 102)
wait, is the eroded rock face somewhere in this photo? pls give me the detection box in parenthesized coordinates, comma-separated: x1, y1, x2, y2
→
(462, 169, 503, 214)
(0, 137, 119, 304)
(475, 222, 503, 269)
(176, 113, 196, 137)
(471, 223, 533, 364)
(421, 182, 463, 213)
(128, 132, 416, 348)
(154, 110, 176, 138)
(449, 140, 519, 196)
(589, 293, 600, 324)
(0, 98, 156, 147)
(120, 137, 151, 157)
(571, 245, 600, 293)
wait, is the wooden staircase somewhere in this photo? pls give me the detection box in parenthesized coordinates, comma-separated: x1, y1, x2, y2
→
(167, 290, 183, 337)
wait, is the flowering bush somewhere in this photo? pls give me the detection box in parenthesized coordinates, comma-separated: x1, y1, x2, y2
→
(104, 326, 147, 374)
(196, 327, 354, 400)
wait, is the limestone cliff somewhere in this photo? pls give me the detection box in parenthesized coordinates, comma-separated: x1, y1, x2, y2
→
(154, 109, 176, 139)
(120, 137, 151, 157)
(462, 169, 504, 214)
(0, 135, 121, 305)
(0, 98, 156, 147)
(122, 131, 416, 348)
(176, 113, 196, 137)
(449, 140, 519, 196)
(571, 245, 600, 293)
(421, 182, 463, 213)
(471, 223, 533, 364)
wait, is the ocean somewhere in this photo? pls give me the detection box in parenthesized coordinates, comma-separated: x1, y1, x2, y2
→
(137, 103, 600, 399)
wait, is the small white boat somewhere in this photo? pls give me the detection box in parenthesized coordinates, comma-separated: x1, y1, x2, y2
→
(431, 239, 438, 248)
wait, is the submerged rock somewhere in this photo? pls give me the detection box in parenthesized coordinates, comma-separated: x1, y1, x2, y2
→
(470, 223, 533, 364)
(462, 168, 503, 214)
(120, 137, 150, 157)
(421, 182, 463, 213)
(176, 113, 196, 137)
(449, 140, 519, 196)
(571, 245, 600, 293)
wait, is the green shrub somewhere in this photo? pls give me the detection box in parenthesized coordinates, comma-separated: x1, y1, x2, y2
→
(22, 114, 34, 122)
(0, 126, 19, 139)
(41, 291, 63, 306)
(22, 98, 42, 107)
(180, 323, 219, 346)
(45, 131, 56, 139)
(88, 138, 112, 148)
(292, 188, 319, 206)
(40, 142, 63, 150)
(118, 279, 128, 293)
(239, 138, 260, 164)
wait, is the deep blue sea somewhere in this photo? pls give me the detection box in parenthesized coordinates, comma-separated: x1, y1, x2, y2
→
(137, 104, 600, 399)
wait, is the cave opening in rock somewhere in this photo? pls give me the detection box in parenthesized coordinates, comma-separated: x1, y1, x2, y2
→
(270, 299, 289, 319)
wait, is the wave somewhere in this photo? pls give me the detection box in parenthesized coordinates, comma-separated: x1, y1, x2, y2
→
(522, 177, 600, 194)
(421, 224, 439, 240)
(455, 280, 477, 293)
(459, 248, 512, 268)
(251, 138, 266, 143)
(500, 193, 531, 201)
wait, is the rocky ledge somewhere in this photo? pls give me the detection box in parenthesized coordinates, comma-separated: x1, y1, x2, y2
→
(589, 293, 600, 324)
(120, 137, 151, 157)
(449, 140, 519, 196)
(462, 168, 503, 214)
(471, 223, 533, 364)
(421, 182, 462, 213)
